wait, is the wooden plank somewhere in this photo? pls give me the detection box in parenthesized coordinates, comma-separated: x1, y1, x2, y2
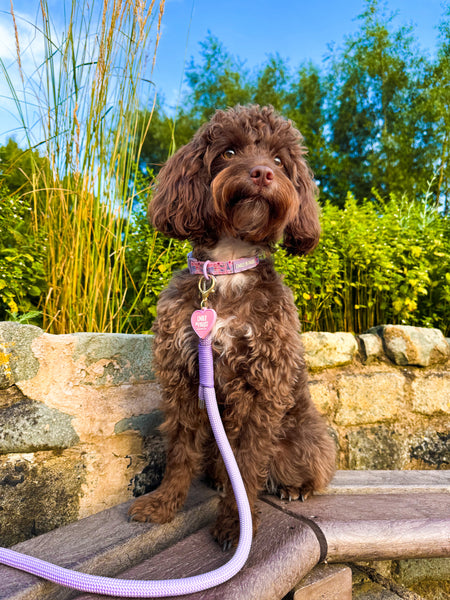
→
(293, 564, 352, 600)
(73, 501, 321, 600)
(322, 519, 449, 562)
(263, 492, 450, 562)
(0, 482, 219, 600)
(325, 470, 450, 495)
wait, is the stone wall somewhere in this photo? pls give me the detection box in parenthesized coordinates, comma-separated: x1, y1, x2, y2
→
(0, 322, 449, 546)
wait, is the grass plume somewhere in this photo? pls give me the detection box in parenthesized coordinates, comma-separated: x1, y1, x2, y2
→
(5, 0, 165, 332)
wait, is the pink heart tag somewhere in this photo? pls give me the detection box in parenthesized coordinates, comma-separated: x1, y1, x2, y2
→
(191, 308, 217, 339)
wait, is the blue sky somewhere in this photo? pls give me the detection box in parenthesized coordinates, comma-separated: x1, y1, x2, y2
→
(0, 0, 446, 143)
(154, 0, 444, 110)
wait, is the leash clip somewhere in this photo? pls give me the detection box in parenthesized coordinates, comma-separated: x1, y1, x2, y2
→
(198, 274, 216, 309)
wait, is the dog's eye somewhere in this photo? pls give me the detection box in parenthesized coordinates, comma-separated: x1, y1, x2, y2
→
(223, 149, 236, 159)
(274, 156, 283, 167)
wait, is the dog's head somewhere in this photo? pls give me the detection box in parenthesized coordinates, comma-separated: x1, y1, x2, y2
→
(149, 105, 320, 255)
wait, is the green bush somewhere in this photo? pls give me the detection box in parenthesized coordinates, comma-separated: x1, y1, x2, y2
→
(0, 186, 45, 324)
(275, 193, 450, 335)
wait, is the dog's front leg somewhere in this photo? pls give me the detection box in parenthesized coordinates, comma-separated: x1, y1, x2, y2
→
(129, 393, 210, 524)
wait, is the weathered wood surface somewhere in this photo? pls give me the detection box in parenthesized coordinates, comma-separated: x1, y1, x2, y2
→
(325, 470, 450, 495)
(0, 483, 219, 600)
(0, 471, 449, 600)
(73, 502, 321, 600)
(263, 492, 450, 562)
(292, 564, 352, 600)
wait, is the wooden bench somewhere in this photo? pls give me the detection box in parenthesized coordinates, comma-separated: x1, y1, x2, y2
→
(1, 471, 449, 600)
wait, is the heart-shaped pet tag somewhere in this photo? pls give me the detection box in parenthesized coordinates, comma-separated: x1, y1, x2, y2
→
(191, 308, 217, 339)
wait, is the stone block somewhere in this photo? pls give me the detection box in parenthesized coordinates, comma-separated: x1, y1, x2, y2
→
(393, 557, 450, 585)
(335, 372, 405, 426)
(308, 380, 335, 415)
(114, 409, 164, 437)
(411, 373, 450, 415)
(0, 450, 84, 546)
(17, 329, 161, 441)
(0, 322, 43, 388)
(301, 332, 358, 370)
(72, 332, 155, 384)
(409, 431, 450, 469)
(0, 386, 79, 454)
(77, 430, 148, 518)
(358, 333, 384, 364)
(351, 565, 402, 599)
(293, 564, 352, 599)
(347, 426, 407, 470)
(371, 325, 450, 367)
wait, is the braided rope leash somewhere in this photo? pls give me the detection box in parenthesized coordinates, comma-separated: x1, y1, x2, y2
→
(0, 270, 253, 597)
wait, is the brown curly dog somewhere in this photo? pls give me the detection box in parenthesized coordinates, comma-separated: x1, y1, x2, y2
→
(129, 105, 336, 548)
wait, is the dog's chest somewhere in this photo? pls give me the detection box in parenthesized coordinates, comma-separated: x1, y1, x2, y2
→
(212, 314, 253, 355)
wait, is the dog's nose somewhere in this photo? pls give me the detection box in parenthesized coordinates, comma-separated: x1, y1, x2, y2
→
(250, 165, 274, 186)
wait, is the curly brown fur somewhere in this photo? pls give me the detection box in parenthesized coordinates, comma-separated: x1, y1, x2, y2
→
(129, 105, 336, 547)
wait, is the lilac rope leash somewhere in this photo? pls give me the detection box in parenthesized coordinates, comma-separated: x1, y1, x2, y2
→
(0, 335, 253, 597)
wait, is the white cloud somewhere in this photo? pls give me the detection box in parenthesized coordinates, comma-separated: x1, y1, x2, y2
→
(0, 8, 45, 66)
(0, 7, 48, 143)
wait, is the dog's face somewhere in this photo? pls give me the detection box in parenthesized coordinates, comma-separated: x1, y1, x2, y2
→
(150, 105, 320, 255)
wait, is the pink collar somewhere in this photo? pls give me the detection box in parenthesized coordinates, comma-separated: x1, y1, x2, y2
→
(187, 251, 265, 276)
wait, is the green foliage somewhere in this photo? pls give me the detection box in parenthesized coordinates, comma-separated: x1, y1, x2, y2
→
(185, 34, 252, 122)
(0, 139, 50, 196)
(274, 193, 450, 335)
(324, 0, 432, 204)
(125, 191, 190, 332)
(0, 185, 45, 324)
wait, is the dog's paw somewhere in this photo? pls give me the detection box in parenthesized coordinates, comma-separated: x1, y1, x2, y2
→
(277, 484, 313, 503)
(211, 509, 259, 551)
(128, 492, 177, 524)
(211, 516, 241, 551)
(203, 474, 227, 494)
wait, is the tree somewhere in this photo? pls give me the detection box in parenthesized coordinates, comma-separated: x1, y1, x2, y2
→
(324, 0, 430, 203)
(137, 0, 450, 207)
(286, 62, 328, 193)
(430, 5, 450, 212)
(184, 34, 252, 122)
(253, 54, 290, 111)
(138, 104, 176, 174)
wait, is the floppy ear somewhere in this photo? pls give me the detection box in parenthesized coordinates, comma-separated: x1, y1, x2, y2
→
(148, 133, 214, 242)
(282, 162, 321, 256)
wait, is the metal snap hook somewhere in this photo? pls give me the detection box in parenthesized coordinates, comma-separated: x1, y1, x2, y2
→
(198, 274, 216, 308)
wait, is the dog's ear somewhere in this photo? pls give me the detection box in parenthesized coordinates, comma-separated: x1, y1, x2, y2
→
(148, 134, 212, 241)
(282, 163, 321, 256)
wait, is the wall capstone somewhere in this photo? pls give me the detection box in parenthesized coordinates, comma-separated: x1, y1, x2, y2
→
(369, 325, 450, 367)
(358, 333, 384, 364)
(301, 332, 358, 370)
(0, 322, 42, 388)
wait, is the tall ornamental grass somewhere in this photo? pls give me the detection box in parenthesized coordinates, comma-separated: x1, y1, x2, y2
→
(3, 0, 165, 333)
